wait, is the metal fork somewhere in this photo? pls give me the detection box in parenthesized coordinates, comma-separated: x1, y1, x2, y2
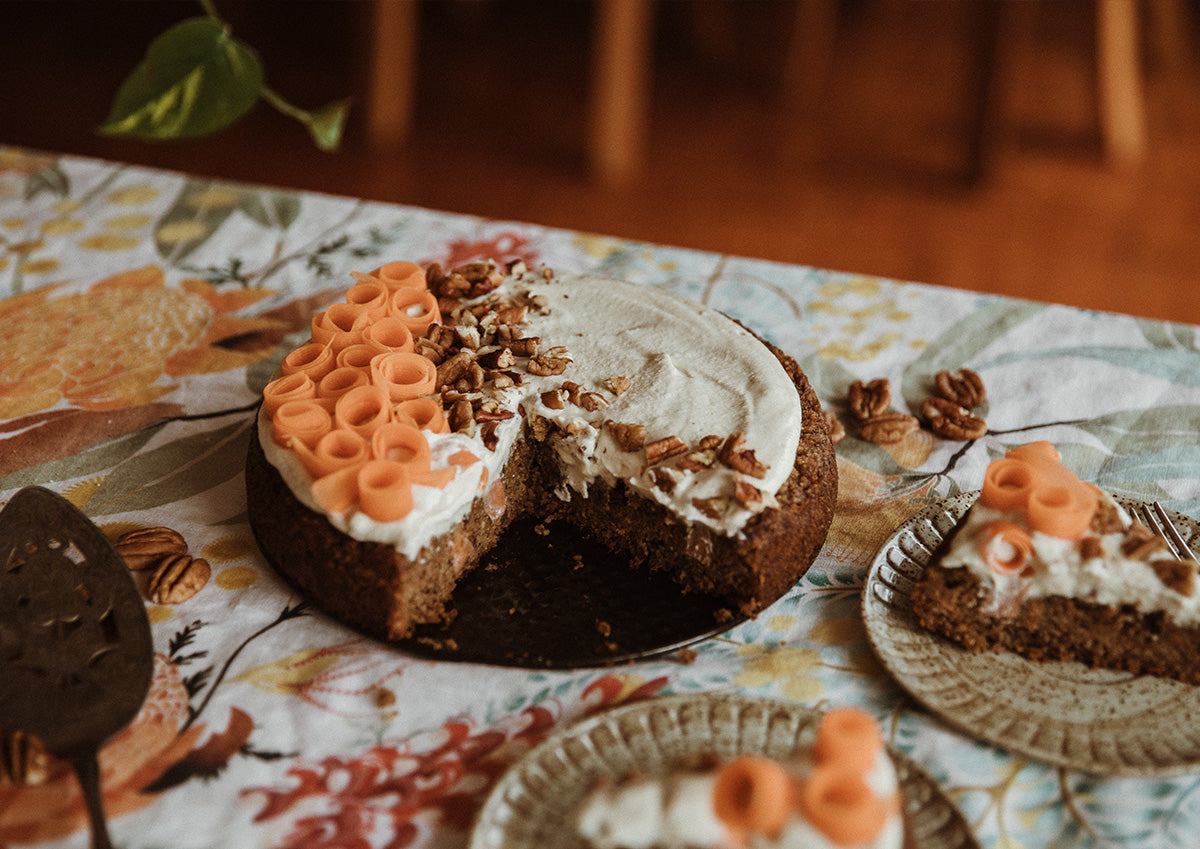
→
(1136, 501, 1200, 563)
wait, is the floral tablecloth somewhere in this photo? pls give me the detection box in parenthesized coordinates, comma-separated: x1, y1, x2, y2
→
(2, 145, 1199, 849)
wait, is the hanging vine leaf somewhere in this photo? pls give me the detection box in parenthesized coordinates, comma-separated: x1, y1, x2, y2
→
(99, 17, 263, 141)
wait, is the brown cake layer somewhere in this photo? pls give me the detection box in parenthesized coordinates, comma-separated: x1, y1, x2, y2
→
(912, 560, 1200, 685)
(246, 340, 837, 643)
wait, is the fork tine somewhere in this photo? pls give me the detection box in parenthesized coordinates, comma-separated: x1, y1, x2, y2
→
(1150, 501, 1199, 564)
(1138, 502, 1199, 563)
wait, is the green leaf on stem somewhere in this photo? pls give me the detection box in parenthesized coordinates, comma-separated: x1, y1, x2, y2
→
(99, 17, 263, 141)
(306, 98, 351, 153)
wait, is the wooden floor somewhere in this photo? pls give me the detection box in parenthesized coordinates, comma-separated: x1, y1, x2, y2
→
(6, 0, 1200, 325)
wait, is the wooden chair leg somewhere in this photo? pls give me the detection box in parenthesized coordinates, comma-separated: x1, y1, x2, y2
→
(588, 0, 655, 186)
(1096, 0, 1147, 168)
(366, 0, 420, 152)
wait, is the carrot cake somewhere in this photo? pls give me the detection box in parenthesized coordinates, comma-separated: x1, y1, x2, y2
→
(245, 259, 837, 642)
(575, 707, 906, 849)
(911, 441, 1200, 683)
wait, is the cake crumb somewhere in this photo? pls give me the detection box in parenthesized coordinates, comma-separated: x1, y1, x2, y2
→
(676, 647, 698, 664)
(534, 523, 550, 536)
(595, 619, 612, 637)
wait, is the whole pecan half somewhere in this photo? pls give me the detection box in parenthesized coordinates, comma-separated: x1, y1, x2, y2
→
(859, 412, 919, 445)
(919, 397, 987, 440)
(148, 554, 211, 605)
(935, 368, 986, 408)
(848, 378, 891, 421)
(114, 526, 188, 571)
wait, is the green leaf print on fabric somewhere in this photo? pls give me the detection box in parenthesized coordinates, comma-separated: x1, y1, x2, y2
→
(155, 179, 247, 265)
(86, 418, 252, 516)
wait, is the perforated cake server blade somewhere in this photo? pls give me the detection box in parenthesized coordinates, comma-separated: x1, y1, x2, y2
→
(0, 486, 154, 849)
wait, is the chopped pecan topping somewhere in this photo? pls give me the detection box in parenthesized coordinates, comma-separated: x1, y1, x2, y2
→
(734, 480, 764, 509)
(540, 388, 565, 410)
(1079, 536, 1103, 560)
(114, 526, 188, 571)
(602, 375, 631, 396)
(474, 400, 515, 422)
(448, 398, 474, 433)
(481, 421, 501, 451)
(697, 434, 723, 451)
(579, 391, 609, 412)
(1151, 558, 1196, 596)
(527, 351, 571, 376)
(453, 325, 481, 350)
(415, 337, 447, 365)
(848, 378, 891, 421)
(692, 497, 724, 519)
(1121, 524, 1169, 559)
(717, 433, 768, 479)
(147, 554, 211, 605)
(507, 337, 540, 357)
(607, 420, 647, 451)
(677, 450, 715, 472)
(645, 435, 689, 465)
(935, 368, 986, 408)
(650, 467, 680, 493)
(478, 347, 516, 370)
(918, 397, 987, 440)
(561, 380, 583, 405)
(1090, 498, 1125, 535)
(436, 351, 474, 390)
(859, 412, 920, 445)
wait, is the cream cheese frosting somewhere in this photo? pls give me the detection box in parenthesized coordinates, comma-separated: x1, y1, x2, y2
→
(940, 497, 1200, 626)
(259, 265, 803, 561)
(574, 747, 903, 849)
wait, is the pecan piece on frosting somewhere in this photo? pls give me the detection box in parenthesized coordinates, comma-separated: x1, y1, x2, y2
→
(935, 368, 986, 408)
(601, 375, 631, 396)
(859, 412, 920, 445)
(848, 378, 891, 421)
(918, 397, 987, 440)
(692, 497, 724, 520)
(147, 554, 211, 605)
(114, 526, 188, 571)
(645, 435, 689, 465)
(607, 420, 646, 451)
(717, 433, 768, 479)
(1151, 558, 1196, 596)
(734, 480, 763, 509)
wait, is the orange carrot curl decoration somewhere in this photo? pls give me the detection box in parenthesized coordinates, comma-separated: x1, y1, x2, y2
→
(268, 263, 465, 521)
(980, 441, 1099, 539)
(712, 755, 796, 841)
(799, 766, 890, 847)
(813, 707, 883, 773)
(977, 520, 1034, 575)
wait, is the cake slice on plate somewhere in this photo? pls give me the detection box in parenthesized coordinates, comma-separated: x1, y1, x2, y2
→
(912, 441, 1200, 683)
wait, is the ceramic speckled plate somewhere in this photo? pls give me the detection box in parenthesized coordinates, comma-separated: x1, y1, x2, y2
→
(864, 493, 1200, 777)
(470, 694, 979, 849)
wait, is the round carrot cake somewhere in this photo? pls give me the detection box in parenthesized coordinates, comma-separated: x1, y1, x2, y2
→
(245, 259, 837, 642)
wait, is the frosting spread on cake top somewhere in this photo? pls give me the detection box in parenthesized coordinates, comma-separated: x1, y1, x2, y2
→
(937, 442, 1200, 624)
(258, 262, 804, 560)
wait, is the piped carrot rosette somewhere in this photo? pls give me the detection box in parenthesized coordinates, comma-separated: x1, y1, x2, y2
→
(711, 708, 899, 847)
(261, 266, 473, 523)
